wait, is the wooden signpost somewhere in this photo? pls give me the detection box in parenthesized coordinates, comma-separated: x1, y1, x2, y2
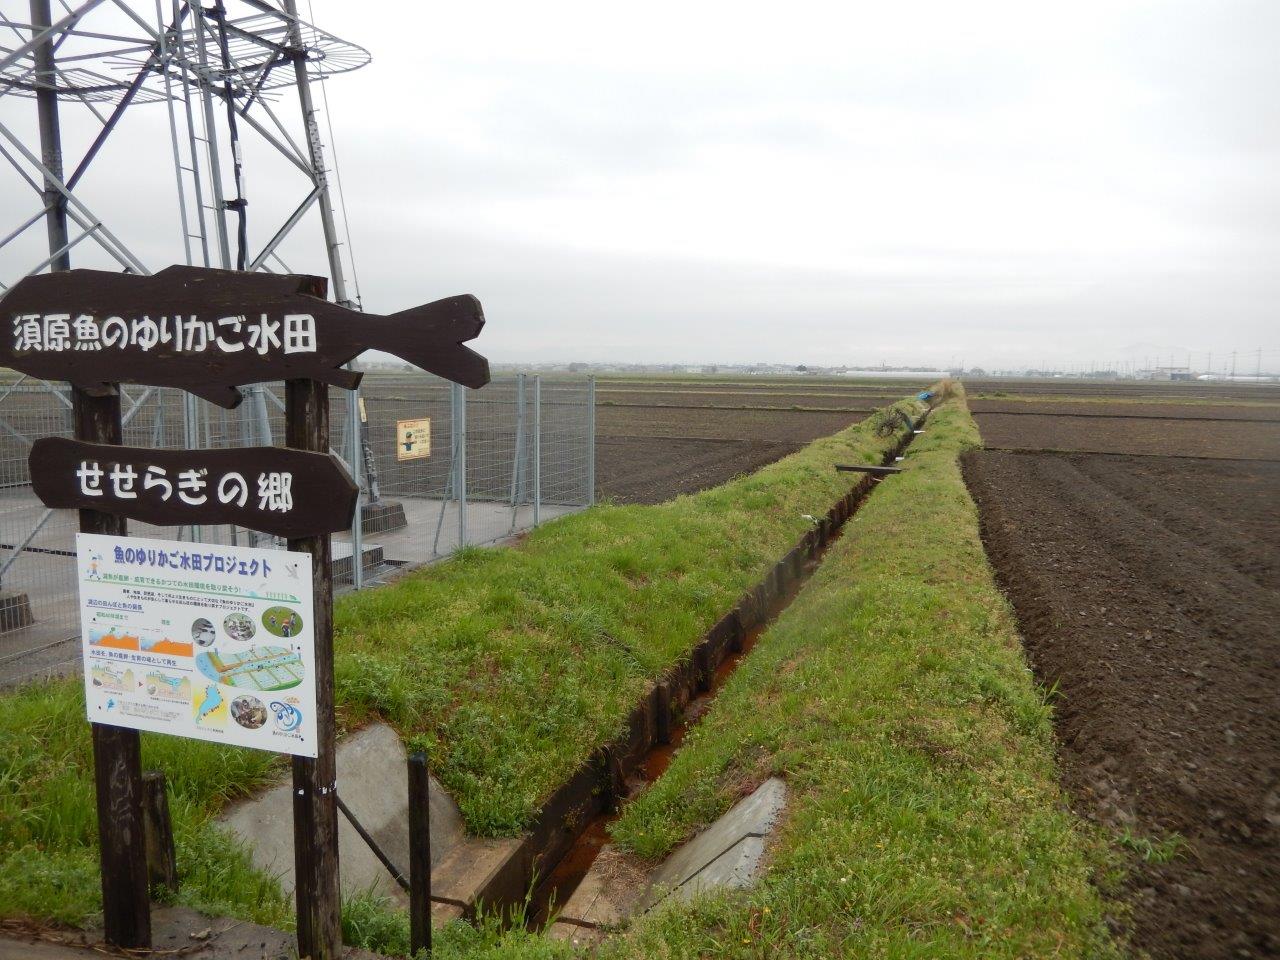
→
(31, 438, 359, 538)
(0, 265, 489, 407)
(2, 265, 490, 958)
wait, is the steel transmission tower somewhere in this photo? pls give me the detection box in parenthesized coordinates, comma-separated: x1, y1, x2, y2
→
(0, 0, 372, 552)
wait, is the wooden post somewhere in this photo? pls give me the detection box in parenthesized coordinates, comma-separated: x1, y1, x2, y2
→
(408, 752, 432, 957)
(75, 386, 151, 948)
(142, 771, 179, 892)
(654, 682, 672, 745)
(694, 645, 711, 693)
(286, 378, 341, 960)
(727, 612, 744, 654)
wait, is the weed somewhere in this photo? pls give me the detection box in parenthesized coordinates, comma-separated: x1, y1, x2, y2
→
(1117, 829, 1185, 865)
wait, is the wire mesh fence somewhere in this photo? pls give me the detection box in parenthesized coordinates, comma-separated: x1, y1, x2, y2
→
(0, 373, 594, 687)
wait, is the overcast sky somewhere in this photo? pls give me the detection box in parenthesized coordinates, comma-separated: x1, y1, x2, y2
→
(3, 0, 1278, 370)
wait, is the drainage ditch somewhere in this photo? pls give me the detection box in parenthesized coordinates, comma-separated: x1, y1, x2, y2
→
(449, 409, 931, 927)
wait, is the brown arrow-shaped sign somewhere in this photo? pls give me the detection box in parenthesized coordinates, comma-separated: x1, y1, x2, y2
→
(30, 437, 358, 539)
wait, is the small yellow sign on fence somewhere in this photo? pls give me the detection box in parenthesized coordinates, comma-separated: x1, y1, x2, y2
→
(396, 418, 431, 460)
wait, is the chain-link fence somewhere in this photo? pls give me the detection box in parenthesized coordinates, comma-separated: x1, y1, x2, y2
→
(0, 373, 595, 687)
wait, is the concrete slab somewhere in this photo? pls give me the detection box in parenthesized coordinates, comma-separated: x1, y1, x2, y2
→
(553, 844, 650, 930)
(549, 778, 787, 941)
(643, 777, 786, 909)
(219, 722, 465, 904)
(431, 835, 525, 909)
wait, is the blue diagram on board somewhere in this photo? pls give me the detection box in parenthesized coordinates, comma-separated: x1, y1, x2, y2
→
(269, 700, 303, 733)
(194, 644, 303, 692)
(196, 684, 223, 724)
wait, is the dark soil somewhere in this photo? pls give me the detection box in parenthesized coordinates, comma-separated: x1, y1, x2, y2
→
(596, 403, 863, 443)
(598, 389, 896, 410)
(964, 378, 1280, 403)
(962, 450, 1280, 959)
(595, 436, 801, 504)
(972, 411, 1280, 460)
(968, 400, 1280, 422)
(594, 385, 877, 503)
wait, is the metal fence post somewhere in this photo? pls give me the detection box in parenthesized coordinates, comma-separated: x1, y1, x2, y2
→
(455, 382, 467, 546)
(533, 375, 542, 526)
(508, 373, 526, 533)
(347, 386, 363, 589)
(182, 391, 202, 541)
(586, 376, 596, 506)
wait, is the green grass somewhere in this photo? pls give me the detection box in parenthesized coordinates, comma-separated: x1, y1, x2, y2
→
(0, 683, 290, 928)
(594, 392, 1119, 958)
(332, 393, 923, 836)
(1116, 829, 1184, 865)
(0, 392, 924, 932)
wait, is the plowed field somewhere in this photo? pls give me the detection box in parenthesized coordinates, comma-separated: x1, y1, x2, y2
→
(963, 450, 1280, 959)
(593, 377, 931, 502)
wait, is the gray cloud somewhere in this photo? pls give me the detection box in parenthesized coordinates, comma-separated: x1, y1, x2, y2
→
(1, 0, 1276, 370)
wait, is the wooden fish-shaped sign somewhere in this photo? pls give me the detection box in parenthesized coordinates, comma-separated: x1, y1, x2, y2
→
(0, 265, 489, 407)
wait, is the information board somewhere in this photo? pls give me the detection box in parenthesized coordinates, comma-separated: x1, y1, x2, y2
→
(77, 532, 318, 758)
(396, 418, 431, 460)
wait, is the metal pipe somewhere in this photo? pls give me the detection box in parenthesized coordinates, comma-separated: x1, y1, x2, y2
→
(508, 373, 525, 533)
(183, 391, 202, 542)
(247, 186, 321, 271)
(455, 383, 466, 547)
(348, 392, 363, 589)
(0, 131, 147, 274)
(208, 0, 248, 270)
(20, 221, 97, 276)
(533, 376, 541, 526)
(334, 794, 408, 893)
(281, 0, 349, 306)
(29, 0, 70, 272)
(189, 2, 232, 270)
(586, 376, 596, 506)
(0, 508, 54, 580)
(0, 0, 107, 76)
(0, 208, 51, 255)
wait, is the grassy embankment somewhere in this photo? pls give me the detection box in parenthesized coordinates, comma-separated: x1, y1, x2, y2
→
(592, 392, 1119, 958)
(341, 391, 1123, 959)
(0, 394, 924, 931)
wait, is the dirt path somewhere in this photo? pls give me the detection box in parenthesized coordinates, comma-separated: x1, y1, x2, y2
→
(962, 450, 1280, 960)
